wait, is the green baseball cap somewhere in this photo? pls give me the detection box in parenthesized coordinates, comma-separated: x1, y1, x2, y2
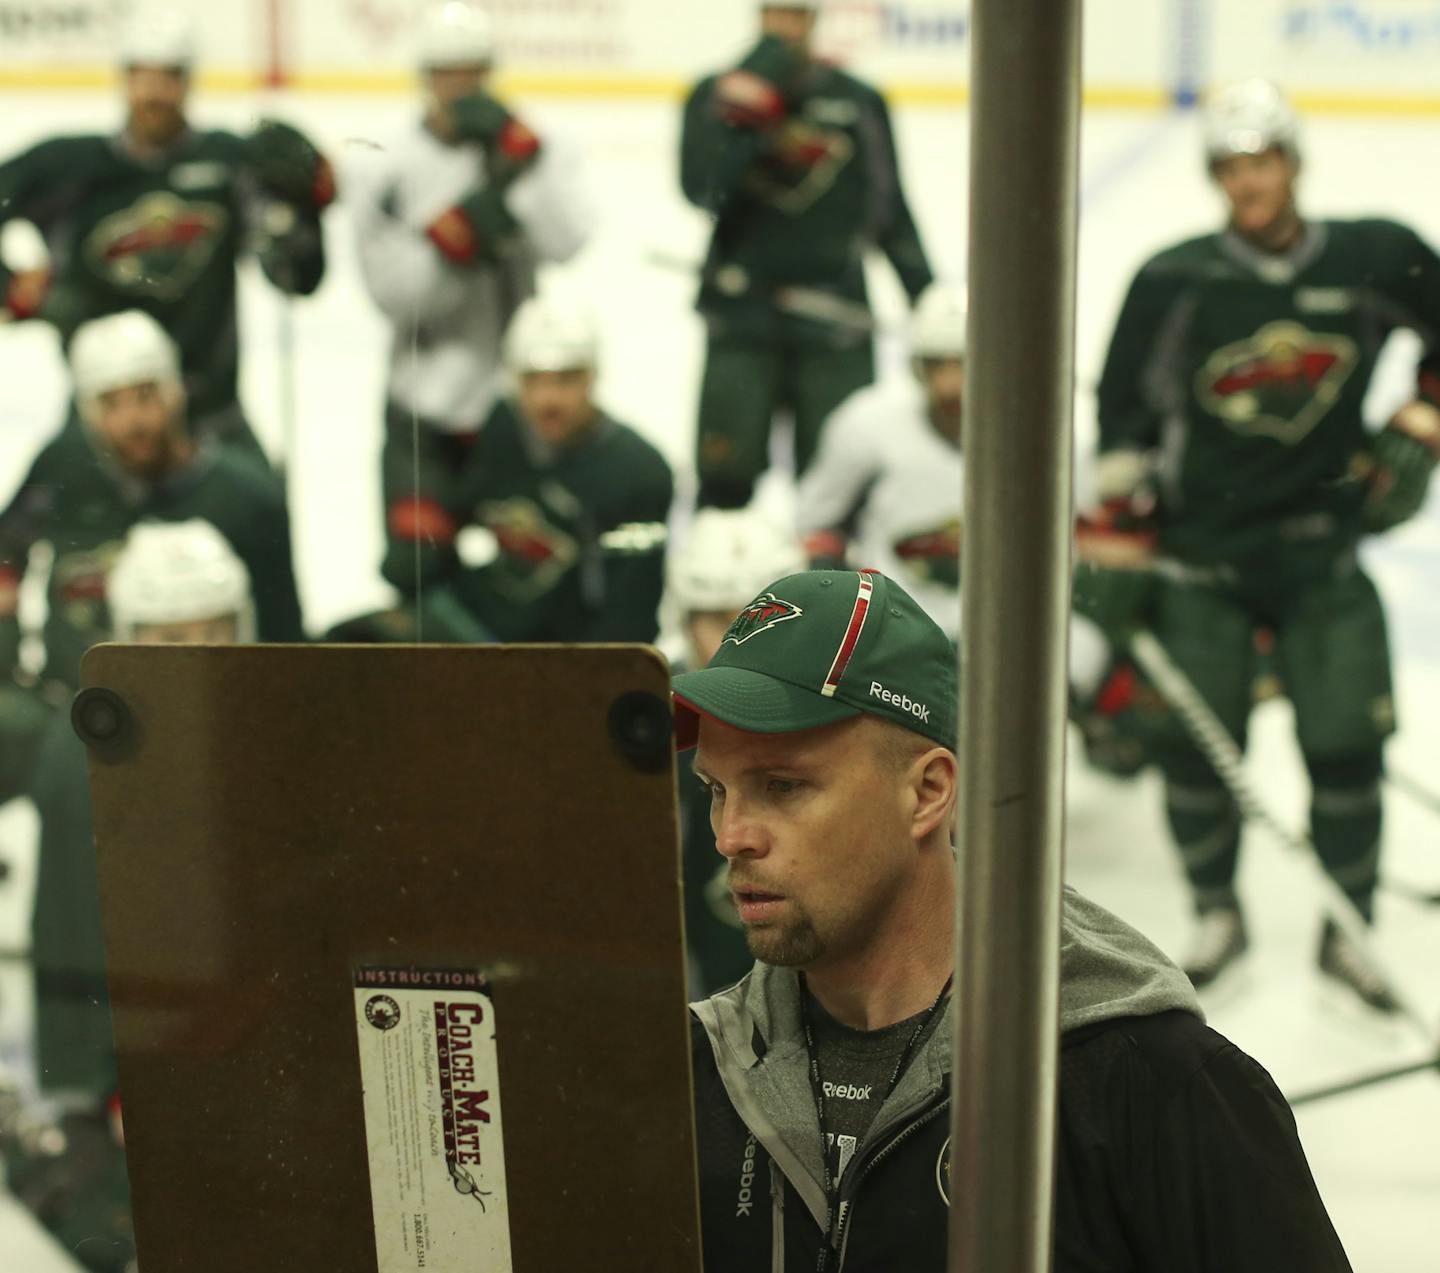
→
(673, 570, 957, 750)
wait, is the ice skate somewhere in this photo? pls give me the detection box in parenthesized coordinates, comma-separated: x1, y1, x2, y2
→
(1181, 907, 1249, 992)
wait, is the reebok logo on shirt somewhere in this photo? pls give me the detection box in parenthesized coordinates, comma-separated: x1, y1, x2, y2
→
(822, 1081, 874, 1101)
(869, 681, 932, 724)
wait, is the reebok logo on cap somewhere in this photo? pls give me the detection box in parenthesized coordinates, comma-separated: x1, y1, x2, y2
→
(869, 681, 931, 724)
(723, 592, 803, 645)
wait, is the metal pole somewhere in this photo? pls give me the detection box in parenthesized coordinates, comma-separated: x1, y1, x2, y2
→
(951, 1, 1082, 1270)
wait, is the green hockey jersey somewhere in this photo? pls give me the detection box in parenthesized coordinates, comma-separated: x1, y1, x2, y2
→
(0, 127, 327, 425)
(1098, 219, 1440, 570)
(681, 52, 932, 344)
(0, 429, 304, 687)
(384, 400, 673, 644)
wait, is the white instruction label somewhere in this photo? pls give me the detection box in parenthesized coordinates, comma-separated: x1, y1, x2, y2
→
(352, 968, 512, 1272)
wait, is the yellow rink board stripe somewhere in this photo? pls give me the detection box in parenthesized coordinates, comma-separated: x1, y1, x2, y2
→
(2, 66, 1440, 116)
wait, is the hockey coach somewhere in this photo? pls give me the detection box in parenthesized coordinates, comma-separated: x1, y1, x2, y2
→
(672, 569, 1352, 1271)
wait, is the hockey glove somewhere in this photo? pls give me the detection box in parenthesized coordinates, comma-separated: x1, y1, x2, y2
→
(449, 91, 543, 181)
(426, 185, 522, 266)
(1071, 656, 1155, 779)
(1361, 401, 1440, 533)
(713, 35, 806, 129)
(1073, 449, 1157, 638)
(243, 119, 336, 209)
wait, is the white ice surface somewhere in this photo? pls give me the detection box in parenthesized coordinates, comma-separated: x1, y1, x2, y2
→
(0, 88, 1437, 1270)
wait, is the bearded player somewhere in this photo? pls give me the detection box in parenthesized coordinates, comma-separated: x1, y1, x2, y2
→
(0, 7, 333, 464)
(1079, 81, 1440, 1003)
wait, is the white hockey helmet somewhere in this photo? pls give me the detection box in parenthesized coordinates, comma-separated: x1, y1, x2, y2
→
(504, 297, 601, 374)
(418, 1, 496, 69)
(70, 310, 183, 409)
(117, 7, 197, 69)
(667, 508, 807, 614)
(1203, 80, 1300, 166)
(910, 282, 968, 360)
(107, 520, 256, 642)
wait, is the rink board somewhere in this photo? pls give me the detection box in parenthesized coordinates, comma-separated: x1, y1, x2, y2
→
(79, 644, 699, 1273)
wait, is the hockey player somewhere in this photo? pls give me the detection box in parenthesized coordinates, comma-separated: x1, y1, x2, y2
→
(1081, 80, 1440, 1003)
(0, 7, 332, 464)
(4, 520, 255, 1273)
(665, 507, 806, 994)
(355, 296, 672, 644)
(797, 282, 965, 635)
(681, 1, 934, 509)
(794, 285, 1151, 775)
(345, 0, 593, 579)
(0, 311, 303, 717)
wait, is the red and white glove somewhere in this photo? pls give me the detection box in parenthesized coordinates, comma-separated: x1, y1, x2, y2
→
(1075, 450, 1158, 569)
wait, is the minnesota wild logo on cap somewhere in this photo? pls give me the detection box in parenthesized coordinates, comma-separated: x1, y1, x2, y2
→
(724, 592, 803, 645)
(673, 570, 957, 750)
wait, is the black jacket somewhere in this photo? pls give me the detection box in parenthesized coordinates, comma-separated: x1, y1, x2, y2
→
(691, 891, 1351, 1271)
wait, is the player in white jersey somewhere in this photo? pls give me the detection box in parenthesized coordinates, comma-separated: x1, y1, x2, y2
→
(343, 1, 594, 572)
(797, 283, 966, 637)
(796, 284, 1153, 776)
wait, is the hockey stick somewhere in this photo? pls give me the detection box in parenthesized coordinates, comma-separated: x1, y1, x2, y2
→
(1381, 877, 1440, 907)
(1387, 766, 1440, 821)
(643, 249, 887, 336)
(1128, 630, 1438, 1045)
(1289, 1053, 1440, 1108)
(277, 290, 298, 474)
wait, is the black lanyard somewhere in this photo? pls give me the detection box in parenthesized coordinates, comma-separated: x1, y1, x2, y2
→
(798, 972, 954, 1271)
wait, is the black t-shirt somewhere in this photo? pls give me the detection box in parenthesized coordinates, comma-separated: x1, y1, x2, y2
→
(805, 992, 938, 1184)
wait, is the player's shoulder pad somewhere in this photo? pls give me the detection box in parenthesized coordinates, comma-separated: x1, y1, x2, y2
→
(687, 72, 723, 106)
(607, 418, 674, 487)
(830, 376, 913, 436)
(209, 448, 288, 504)
(1128, 233, 1222, 293)
(16, 133, 108, 168)
(196, 127, 247, 152)
(1142, 231, 1220, 273)
(1326, 215, 1427, 253)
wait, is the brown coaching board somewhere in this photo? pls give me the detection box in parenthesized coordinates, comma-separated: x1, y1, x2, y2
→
(78, 644, 701, 1273)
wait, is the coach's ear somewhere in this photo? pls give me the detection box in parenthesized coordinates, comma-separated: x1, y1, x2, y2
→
(910, 747, 958, 845)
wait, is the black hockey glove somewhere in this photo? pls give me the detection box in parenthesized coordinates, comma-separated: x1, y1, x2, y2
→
(449, 91, 543, 186)
(243, 119, 336, 209)
(426, 185, 521, 267)
(1361, 403, 1440, 533)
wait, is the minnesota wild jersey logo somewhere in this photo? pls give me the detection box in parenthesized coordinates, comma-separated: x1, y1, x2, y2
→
(87, 192, 228, 301)
(1195, 320, 1358, 445)
(895, 518, 963, 589)
(723, 593, 803, 645)
(54, 541, 124, 633)
(479, 496, 578, 602)
(746, 118, 854, 215)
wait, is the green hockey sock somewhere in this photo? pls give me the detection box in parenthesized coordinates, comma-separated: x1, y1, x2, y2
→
(1162, 753, 1242, 913)
(1306, 751, 1384, 923)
